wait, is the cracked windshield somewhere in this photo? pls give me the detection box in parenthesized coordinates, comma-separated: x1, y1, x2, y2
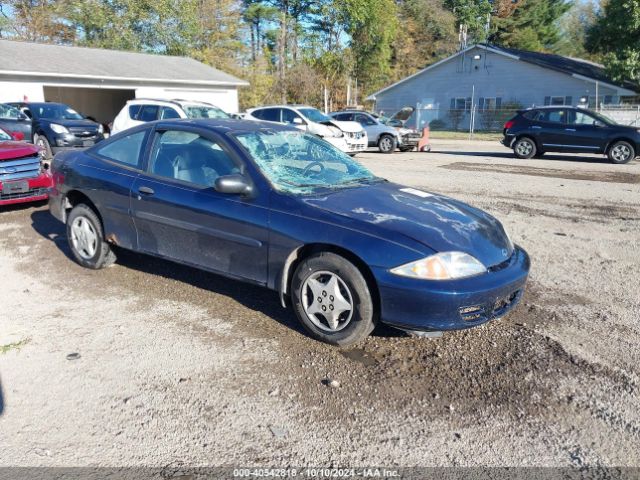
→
(234, 130, 381, 194)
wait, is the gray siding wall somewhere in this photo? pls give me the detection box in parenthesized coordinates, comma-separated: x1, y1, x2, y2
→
(373, 46, 620, 129)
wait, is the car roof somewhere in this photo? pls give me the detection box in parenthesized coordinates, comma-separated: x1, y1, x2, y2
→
(150, 118, 298, 134)
(250, 104, 314, 110)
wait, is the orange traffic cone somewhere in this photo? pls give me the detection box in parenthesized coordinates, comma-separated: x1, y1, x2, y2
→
(418, 126, 431, 152)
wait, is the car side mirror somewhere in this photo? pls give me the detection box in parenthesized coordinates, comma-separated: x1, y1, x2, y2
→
(18, 113, 28, 121)
(214, 174, 252, 196)
(293, 117, 304, 125)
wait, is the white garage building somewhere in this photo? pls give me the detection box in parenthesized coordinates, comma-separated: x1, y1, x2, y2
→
(0, 40, 248, 124)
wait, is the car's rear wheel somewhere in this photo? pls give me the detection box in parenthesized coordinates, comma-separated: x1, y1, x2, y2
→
(378, 134, 397, 154)
(608, 141, 635, 164)
(34, 134, 52, 161)
(67, 204, 116, 269)
(513, 137, 536, 159)
(291, 252, 375, 346)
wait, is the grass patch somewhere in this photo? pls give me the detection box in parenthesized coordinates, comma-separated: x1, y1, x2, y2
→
(0, 338, 30, 354)
(429, 131, 503, 141)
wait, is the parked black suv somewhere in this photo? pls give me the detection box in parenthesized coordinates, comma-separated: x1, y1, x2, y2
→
(502, 106, 639, 164)
(9, 102, 104, 159)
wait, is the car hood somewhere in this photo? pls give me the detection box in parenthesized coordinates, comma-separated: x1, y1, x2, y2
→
(326, 120, 364, 133)
(0, 141, 39, 161)
(303, 182, 514, 268)
(40, 118, 98, 129)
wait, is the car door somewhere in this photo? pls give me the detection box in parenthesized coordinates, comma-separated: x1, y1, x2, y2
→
(281, 108, 307, 132)
(535, 109, 573, 151)
(565, 109, 609, 153)
(0, 104, 31, 140)
(85, 128, 151, 250)
(130, 126, 270, 284)
(354, 113, 380, 145)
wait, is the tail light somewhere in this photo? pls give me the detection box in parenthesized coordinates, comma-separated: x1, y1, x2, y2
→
(504, 120, 515, 130)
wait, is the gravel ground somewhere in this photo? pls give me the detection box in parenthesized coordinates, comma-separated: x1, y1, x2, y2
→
(0, 140, 639, 469)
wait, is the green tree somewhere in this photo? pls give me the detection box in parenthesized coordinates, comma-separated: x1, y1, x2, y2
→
(490, 0, 572, 51)
(554, 0, 599, 58)
(587, 0, 640, 83)
(445, 0, 492, 43)
(392, 0, 458, 80)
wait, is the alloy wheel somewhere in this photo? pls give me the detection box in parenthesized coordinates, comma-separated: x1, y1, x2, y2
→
(70, 216, 98, 260)
(611, 144, 631, 162)
(516, 140, 533, 156)
(302, 271, 354, 332)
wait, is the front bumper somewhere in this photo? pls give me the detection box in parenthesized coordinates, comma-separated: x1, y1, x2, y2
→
(324, 136, 367, 153)
(399, 132, 421, 147)
(51, 133, 104, 153)
(374, 246, 530, 331)
(0, 172, 53, 206)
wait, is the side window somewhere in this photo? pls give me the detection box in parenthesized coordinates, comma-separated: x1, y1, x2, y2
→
(0, 104, 21, 119)
(522, 110, 539, 120)
(281, 108, 302, 124)
(254, 108, 280, 122)
(136, 105, 159, 122)
(159, 107, 181, 120)
(539, 109, 566, 124)
(334, 113, 352, 121)
(128, 105, 142, 119)
(95, 130, 147, 168)
(149, 130, 239, 188)
(571, 110, 598, 126)
(355, 113, 375, 126)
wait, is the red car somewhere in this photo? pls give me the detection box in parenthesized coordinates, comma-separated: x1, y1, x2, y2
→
(0, 127, 52, 206)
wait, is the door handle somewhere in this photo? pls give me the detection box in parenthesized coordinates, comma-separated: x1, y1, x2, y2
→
(138, 186, 155, 195)
(565, 128, 576, 132)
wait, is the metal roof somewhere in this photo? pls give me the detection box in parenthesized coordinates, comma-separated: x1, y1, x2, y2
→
(0, 40, 248, 87)
(486, 44, 639, 92)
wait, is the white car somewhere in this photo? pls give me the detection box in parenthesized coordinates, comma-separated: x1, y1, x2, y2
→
(245, 105, 367, 155)
(112, 99, 230, 134)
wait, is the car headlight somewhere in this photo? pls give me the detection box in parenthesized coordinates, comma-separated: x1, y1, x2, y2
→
(390, 251, 486, 280)
(50, 123, 69, 134)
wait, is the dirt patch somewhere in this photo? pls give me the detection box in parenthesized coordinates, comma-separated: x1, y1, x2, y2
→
(441, 162, 640, 184)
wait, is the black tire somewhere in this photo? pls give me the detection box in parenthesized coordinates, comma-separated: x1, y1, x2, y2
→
(291, 252, 375, 346)
(378, 134, 397, 154)
(66, 204, 116, 269)
(607, 140, 635, 164)
(34, 133, 53, 161)
(513, 137, 537, 159)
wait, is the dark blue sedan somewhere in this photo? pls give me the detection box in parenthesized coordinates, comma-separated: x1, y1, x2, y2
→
(49, 119, 529, 346)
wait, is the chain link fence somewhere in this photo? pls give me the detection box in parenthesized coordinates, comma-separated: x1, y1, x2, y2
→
(412, 106, 521, 133)
(599, 105, 640, 127)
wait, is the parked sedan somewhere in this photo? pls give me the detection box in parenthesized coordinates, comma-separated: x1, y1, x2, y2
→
(0, 127, 52, 206)
(503, 106, 640, 164)
(9, 102, 105, 160)
(49, 119, 529, 346)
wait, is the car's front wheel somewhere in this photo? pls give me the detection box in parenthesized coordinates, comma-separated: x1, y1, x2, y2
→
(513, 137, 537, 159)
(378, 134, 397, 154)
(291, 252, 375, 346)
(66, 204, 116, 269)
(608, 140, 635, 164)
(34, 134, 53, 161)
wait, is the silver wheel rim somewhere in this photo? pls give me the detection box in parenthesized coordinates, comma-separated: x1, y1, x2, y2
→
(612, 144, 631, 162)
(302, 270, 354, 332)
(70, 216, 98, 260)
(516, 140, 533, 156)
(380, 137, 393, 151)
